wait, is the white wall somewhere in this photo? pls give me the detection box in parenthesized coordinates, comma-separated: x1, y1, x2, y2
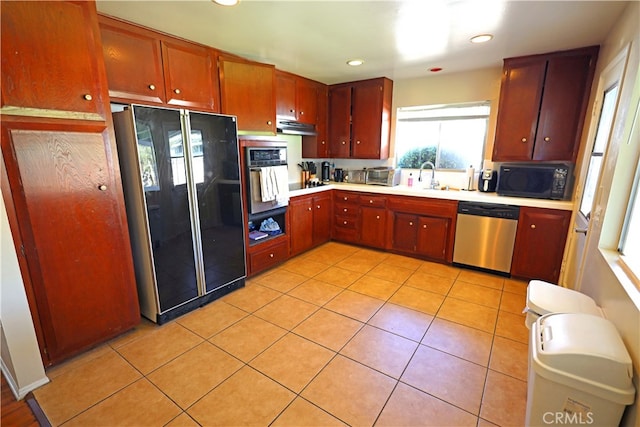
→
(576, 2, 640, 426)
(0, 196, 48, 399)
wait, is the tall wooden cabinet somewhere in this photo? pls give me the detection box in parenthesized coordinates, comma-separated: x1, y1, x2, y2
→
(492, 46, 598, 162)
(1, 0, 139, 366)
(328, 77, 392, 159)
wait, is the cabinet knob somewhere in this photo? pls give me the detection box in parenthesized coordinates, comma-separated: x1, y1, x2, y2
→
(308, 207, 312, 211)
(148, 84, 156, 91)
(343, 220, 347, 225)
(341, 141, 346, 145)
(544, 137, 551, 142)
(376, 215, 380, 219)
(531, 224, 536, 229)
(521, 137, 527, 143)
(423, 224, 427, 229)
(343, 208, 348, 212)
(267, 120, 272, 125)
(321, 141, 326, 145)
(369, 199, 373, 203)
(290, 109, 295, 113)
(343, 197, 348, 201)
(300, 111, 304, 116)
(317, 205, 321, 209)
(98, 184, 108, 191)
(356, 140, 361, 145)
(83, 94, 92, 101)
(409, 221, 414, 226)
(174, 88, 181, 94)
(270, 253, 274, 258)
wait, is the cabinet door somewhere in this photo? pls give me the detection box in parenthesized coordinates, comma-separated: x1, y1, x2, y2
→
(219, 57, 276, 134)
(533, 54, 595, 161)
(296, 78, 318, 124)
(351, 81, 384, 159)
(1, 123, 139, 365)
(1, 1, 107, 120)
(392, 213, 418, 252)
(289, 196, 314, 256)
(162, 40, 218, 112)
(361, 207, 387, 248)
(492, 58, 546, 161)
(511, 207, 571, 283)
(328, 85, 351, 158)
(416, 216, 449, 261)
(313, 192, 332, 245)
(303, 84, 329, 158)
(99, 16, 165, 104)
(276, 71, 296, 120)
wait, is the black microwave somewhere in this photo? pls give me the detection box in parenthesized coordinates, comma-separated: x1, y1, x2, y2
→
(497, 163, 574, 200)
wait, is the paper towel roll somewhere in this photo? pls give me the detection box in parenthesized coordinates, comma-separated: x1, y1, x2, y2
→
(466, 166, 475, 190)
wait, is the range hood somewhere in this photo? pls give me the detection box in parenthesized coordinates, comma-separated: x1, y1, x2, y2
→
(276, 119, 317, 136)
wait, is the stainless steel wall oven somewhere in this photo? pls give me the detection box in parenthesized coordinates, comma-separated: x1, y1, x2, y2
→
(245, 146, 289, 217)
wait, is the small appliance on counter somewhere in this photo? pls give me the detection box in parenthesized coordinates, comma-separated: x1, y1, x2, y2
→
(366, 167, 401, 186)
(334, 168, 345, 182)
(348, 169, 367, 184)
(321, 161, 331, 182)
(497, 163, 574, 200)
(478, 169, 498, 192)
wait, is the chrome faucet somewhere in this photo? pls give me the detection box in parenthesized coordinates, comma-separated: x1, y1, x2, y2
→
(418, 161, 439, 189)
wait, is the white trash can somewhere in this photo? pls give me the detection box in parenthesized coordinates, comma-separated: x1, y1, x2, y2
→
(524, 280, 604, 329)
(526, 312, 635, 427)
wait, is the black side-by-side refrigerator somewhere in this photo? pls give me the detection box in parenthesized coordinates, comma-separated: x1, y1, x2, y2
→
(113, 105, 246, 324)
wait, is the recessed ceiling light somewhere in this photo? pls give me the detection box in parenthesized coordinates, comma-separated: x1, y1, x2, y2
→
(470, 34, 493, 44)
(212, 0, 239, 6)
(347, 59, 364, 66)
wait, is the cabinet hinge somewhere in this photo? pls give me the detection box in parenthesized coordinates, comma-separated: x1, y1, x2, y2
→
(20, 244, 25, 257)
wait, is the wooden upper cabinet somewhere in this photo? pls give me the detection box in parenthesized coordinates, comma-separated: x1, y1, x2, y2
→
(99, 15, 166, 105)
(492, 46, 598, 162)
(328, 85, 352, 158)
(275, 70, 319, 124)
(351, 79, 392, 159)
(1, 1, 108, 120)
(162, 40, 218, 111)
(275, 71, 297, 120)
(296, 77, 318, 124)
(302, 83, 329, 158)
(328, 77, 392, 159)
(219, 56, 276, 134)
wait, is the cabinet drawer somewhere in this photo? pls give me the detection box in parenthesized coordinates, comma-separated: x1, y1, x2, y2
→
(334, 191, 360, 204)
(333, 226, 359, 243)
(334, 203, 359, 217)
(249, 240, 288, 275)
(360, 195, 387, 208)
(335, 216, 358, 229)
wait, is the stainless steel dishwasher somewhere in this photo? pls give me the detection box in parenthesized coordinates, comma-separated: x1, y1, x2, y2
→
(453, 201, 520, 275)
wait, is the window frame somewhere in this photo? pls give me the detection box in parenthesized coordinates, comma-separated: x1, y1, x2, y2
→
(394, 101, 490, 171)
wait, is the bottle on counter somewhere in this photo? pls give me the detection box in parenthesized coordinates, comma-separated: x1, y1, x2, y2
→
(408, 173, 414, 187)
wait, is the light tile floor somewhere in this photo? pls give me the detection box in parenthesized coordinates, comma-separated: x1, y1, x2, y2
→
(34, 242, 531, 426)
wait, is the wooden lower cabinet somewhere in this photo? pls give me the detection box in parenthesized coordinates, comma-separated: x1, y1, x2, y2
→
(389, 196, 457, 263)
(416, 216, 450, 261)
(312, 192, 332, 246)
(289, 195, 314, 256)
(248, 237, 289, 275)
(511, 207, 571, 283)
(360, 206, 387, 249)
(333, 191, 361, 244)
(1, 120, 140, 366)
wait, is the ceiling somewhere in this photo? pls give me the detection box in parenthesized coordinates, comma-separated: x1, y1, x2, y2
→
(95, 0, 629, 85)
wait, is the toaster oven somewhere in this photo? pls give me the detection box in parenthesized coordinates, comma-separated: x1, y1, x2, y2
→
(366, 167, 401, 186)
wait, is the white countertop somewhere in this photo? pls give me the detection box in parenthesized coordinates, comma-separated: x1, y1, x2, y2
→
(289, 182, 574, 211)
